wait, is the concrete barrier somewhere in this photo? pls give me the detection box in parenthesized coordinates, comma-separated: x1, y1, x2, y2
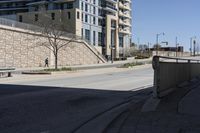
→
(152, 56, 200, 98)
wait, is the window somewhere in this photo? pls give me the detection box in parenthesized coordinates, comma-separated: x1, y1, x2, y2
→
(77, 11, 80, 19)
(93, 0, 96, 4)
(119, 36, 123, 47)
(81, 2, 84, 10)
(51, 13, 55, 20)
(85, 4, 88, 12)
(98, 32, 102, 46)
(81, 28, 83, 37)
(93, 17, 96, 24)
(85, 14, 88, 22)
(93, 7, 95, 14)
(67, 3, 73, 9)
(35, 14, 38, 21)
(19, 15, 23, 22)
(68, 12, 71, 19)
(98, 18, 102, 26)
(98, 0, 102, 6)
(93, 31, 96, 45)
(85, 29, 90, 41)
(82, 13, 83, 21)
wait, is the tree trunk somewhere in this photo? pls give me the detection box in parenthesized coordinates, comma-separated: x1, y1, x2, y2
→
(55, 53, 58, 70)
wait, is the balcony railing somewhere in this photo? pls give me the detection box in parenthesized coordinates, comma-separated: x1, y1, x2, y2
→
(119, 19, 131, 27)
(103, 5, 117, 13)
(118, 2, 131, 10)
(105, 0, 117, 4)
(118, 11, 131, 18)
(119, 28, 131, 34)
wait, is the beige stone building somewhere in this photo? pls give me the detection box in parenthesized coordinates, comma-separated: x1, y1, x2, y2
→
(0, 0, 132, 61)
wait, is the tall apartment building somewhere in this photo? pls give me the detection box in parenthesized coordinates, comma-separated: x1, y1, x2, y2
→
(0, 0, 132, 59)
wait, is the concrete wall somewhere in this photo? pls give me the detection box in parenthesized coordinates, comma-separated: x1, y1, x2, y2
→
(153, 56, 200, 98)
(152, 51, 190, 57)
(0, 25, 104, 68)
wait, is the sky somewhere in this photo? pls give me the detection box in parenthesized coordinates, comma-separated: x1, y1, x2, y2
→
(132, 0, 200, 51)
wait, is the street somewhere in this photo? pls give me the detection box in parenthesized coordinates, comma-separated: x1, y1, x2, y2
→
(0, 65, 153, 133)
(0, 65, 153, 91)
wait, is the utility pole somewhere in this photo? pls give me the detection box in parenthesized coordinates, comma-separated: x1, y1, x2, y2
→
(156, 33, 165, 55)
(193, 40, 196, 56)
(176, 37, 178, 57)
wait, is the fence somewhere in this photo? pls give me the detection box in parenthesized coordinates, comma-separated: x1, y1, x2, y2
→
(152, 56, 200, 98)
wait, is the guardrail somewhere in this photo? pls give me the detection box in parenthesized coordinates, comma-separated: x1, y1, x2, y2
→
(0, 68, 15, 78)
(152, 56, 200, 98)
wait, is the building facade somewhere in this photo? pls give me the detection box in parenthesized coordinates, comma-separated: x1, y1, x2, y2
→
(0, 0, 132, 59)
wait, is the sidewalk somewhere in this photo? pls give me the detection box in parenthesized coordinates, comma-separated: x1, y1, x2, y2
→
(14, 57, 152, 73)
(106, 76, 200, 133)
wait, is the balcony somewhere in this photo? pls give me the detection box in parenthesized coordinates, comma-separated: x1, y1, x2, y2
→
(103, 4, 117, 13)
(119, 19, 131, 27)
(105, 0, 117, 4)
(118, 11, 131, 18)
(121, 0, 131, 3)
(118, 2, 131, 10)
(119, 28, 131, 34)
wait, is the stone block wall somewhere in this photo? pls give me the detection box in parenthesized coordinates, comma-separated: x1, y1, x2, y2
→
(0, 25, 104, 68)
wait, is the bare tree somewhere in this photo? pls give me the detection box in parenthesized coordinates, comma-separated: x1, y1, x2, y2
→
(29, 13, 76, 69)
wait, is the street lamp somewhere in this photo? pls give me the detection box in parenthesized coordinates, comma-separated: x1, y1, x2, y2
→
(190, 36, 196, 56)
(156, 32, 165, 55)
(176, 37, 179, 57)
(110, 45, 115, 63)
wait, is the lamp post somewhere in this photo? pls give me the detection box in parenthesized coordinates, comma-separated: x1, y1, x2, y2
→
(190, 36, 196, 56)
(176, 37, 179, 57)
(156, 32, 165, 55)
(193, 39, 196, 57)
(110, 46, 115, 63)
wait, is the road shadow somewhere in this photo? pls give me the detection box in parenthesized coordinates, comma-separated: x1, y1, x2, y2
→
(0, 84, 152, 133)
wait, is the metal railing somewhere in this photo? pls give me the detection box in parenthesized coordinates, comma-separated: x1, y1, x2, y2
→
(155, 56, 200, 63)
(152, 56, 200, 98)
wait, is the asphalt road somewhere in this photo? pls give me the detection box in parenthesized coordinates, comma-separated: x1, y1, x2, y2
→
(0, 65, 153, 91)
(0, 65, 153, 133)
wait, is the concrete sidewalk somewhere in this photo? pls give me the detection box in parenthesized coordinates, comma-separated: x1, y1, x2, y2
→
(13, 57, 152, 73)
(104, 77, 200, 133)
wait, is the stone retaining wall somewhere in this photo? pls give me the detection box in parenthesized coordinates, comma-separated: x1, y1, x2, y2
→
(0, 25, 103, 68)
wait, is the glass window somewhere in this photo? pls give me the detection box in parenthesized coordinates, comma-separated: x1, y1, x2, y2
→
(85, 4, 88, 12)
(68, 12, 71, 19)
(93, 31, 95, 45)
(98, 18, 102, 26)
(35, 14, 38, 21)
(19, 15, 23, 22)
(77, 11, 80, 19)
(85, 29, 90, 41)
(93, 6, 95, 14)
(98, 32, 102, 46)
(51, 13, 55, 20)
(81, 2, 84, 10)
(85, 14, 88, 22)
(119, 37, 123, 47)
(93, 17, 96, 24)
(81, 28, 83, 37)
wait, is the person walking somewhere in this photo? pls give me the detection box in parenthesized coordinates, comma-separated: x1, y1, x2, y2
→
(45, 58, 49, 67)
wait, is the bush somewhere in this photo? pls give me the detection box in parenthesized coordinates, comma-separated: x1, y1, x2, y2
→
(120, 62, 144, 68)
(43, 67, 72, 72)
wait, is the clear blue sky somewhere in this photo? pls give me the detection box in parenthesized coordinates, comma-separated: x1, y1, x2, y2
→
(132, 0, 200, 51)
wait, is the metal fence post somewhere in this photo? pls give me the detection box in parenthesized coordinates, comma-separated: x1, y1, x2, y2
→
(152, 56, 160, 98)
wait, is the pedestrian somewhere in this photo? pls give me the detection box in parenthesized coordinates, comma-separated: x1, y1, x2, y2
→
(45, 58, 49, 67)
